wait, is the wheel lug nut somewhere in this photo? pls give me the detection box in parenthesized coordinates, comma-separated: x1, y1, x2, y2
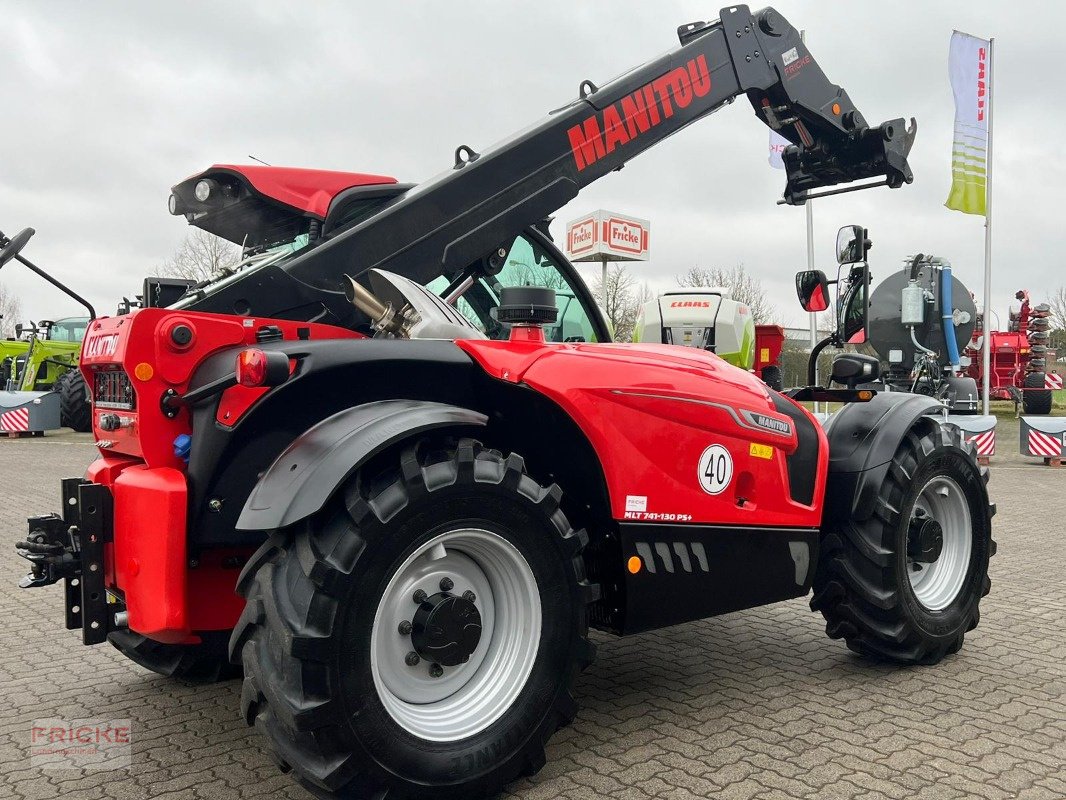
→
(462, 590, 476, 603)
(413, 589, 427, 604)
(398, 620, 412, 635)
(429, 663, 444, 678)
(439, 577, 454, 592)
(405, 651, 420, 666)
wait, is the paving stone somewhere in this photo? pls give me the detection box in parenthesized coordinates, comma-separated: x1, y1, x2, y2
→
(1, 436, 1062, 799)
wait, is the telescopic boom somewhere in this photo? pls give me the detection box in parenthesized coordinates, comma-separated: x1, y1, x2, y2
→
(180, 5, 915, 326)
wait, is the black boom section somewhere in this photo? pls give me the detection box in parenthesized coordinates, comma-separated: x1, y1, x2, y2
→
(180, 5, 913, 325)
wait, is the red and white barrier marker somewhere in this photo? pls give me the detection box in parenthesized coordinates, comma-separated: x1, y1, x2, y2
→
(1020, 416, 1066, 465)
(0, 407, 30, 432)
(1027, 429, 1062, 457)
(947, 414, 996, 465)
(968, 428, 996, 457)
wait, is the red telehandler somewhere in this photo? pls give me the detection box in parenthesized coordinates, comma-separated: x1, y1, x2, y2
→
(16, 7, 994, 799)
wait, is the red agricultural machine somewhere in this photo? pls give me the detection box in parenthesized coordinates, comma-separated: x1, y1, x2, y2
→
(755, 324, 786, 389)
(965, 290, 1058, 414)
(16, 8, 994, 799)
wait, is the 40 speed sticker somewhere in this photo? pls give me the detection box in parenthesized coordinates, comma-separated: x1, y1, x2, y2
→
(697, 444, 733, 495)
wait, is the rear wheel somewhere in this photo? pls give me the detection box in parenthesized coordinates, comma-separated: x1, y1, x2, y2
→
(108, 630, 240, 683)
(811, 420, 995, 664)
(1022, 372, 1052, 414)
(231, 438, 597, 799)
(55, 369, 91, 432)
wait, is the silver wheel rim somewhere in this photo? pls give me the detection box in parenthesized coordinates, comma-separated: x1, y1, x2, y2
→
(907, 476, 972, 611)
(370, 528, 541, 742)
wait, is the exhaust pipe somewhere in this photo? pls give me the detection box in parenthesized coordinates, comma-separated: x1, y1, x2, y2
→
(343, 274, 389, 321)
(343, 274, 413, 337)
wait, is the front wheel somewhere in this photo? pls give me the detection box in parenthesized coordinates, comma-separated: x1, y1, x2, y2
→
(760, 364, 784, 392)
(1022, 372, 1053, 415)
(811, 420, 995, 664)
(108, 630, 241, 683)
(55, 369, 91, 432)
(231, 438, 597, 799)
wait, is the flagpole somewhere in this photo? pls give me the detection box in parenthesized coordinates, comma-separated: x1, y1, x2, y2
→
(981, 37, 995, 416)
(802, 30, 818, 406)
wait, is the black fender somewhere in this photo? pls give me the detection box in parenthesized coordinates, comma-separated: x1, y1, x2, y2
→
(236, 399, 486, 531)
(823, 392, 944, 522)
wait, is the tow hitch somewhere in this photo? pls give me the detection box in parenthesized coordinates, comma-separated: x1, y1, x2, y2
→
(15, 477, 123, 644)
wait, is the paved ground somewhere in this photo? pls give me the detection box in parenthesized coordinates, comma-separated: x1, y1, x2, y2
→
(1, 433, 1063, 800)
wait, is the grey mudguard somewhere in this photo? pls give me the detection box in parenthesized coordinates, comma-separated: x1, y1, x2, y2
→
(237, 400, 487, 531)
(822, 392, 944, 522)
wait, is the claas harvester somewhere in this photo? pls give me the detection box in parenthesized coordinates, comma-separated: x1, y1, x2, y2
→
(16, 8, 994, 798)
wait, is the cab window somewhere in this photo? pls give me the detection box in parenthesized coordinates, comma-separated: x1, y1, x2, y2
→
(47, 318, 89, 343)
(429, 234, 600, 342)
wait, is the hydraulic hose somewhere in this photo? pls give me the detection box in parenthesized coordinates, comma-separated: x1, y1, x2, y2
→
(910, 326, 936, 357)
(909, 252, 925, 281)
(940, 265, 960, 367)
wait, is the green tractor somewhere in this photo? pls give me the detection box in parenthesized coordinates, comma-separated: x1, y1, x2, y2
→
(2, 318, 92, 431)
(0, 228, 96, 432)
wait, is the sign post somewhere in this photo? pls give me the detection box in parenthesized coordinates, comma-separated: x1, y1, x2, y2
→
(565, 210, 651, 320)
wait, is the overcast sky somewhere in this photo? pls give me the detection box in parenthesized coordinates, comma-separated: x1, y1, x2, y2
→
(1, 0, 1059, 329)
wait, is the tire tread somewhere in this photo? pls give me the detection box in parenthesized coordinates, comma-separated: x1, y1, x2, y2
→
(231, 437, 596, 799)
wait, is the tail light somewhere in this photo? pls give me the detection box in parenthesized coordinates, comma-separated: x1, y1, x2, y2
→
(94, 369, 136, 410)
(235, 349, 290, 387)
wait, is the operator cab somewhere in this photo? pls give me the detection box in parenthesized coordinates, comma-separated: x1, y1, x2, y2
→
(169, 165, 409, 255)
(157, 166, 415, 308)
(425, 231, 608, 344)
(47, 317, 89, 342)
(161, 167, 609, 343)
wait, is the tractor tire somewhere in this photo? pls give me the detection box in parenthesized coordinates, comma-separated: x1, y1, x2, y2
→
(108, 630, 241, 683)
(1022, 372, 1053, 415)
(55, 369, 92, 432)
(760, 364, 784, 392)
(811, 420, 995, 665)
(231, 438, 597, 800)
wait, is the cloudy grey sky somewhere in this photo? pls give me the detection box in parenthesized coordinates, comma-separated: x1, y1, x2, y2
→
(1, 1, 1059, 328)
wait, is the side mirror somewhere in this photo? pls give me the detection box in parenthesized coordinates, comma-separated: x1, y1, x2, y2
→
(14, 324, 24, 337)
(836, 224, 866, 264)
(795, 270, 830, 312)
(838, 264, 871, 344)
(0, 227, 35, 269)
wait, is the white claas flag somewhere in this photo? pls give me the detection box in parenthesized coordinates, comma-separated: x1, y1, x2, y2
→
(945, 31, 991, 215)
(768, 130, 789, 169)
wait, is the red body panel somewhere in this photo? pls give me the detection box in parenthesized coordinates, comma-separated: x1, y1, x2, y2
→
(456, 339, 826, 528)
(112, 466, 189, 642)
(80, 309, 362, 641)
(81, 309, 361, 466)
(196, 165, 397, 218)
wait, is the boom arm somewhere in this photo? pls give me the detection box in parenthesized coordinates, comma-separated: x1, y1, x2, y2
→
(180, 5, 914, 326)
